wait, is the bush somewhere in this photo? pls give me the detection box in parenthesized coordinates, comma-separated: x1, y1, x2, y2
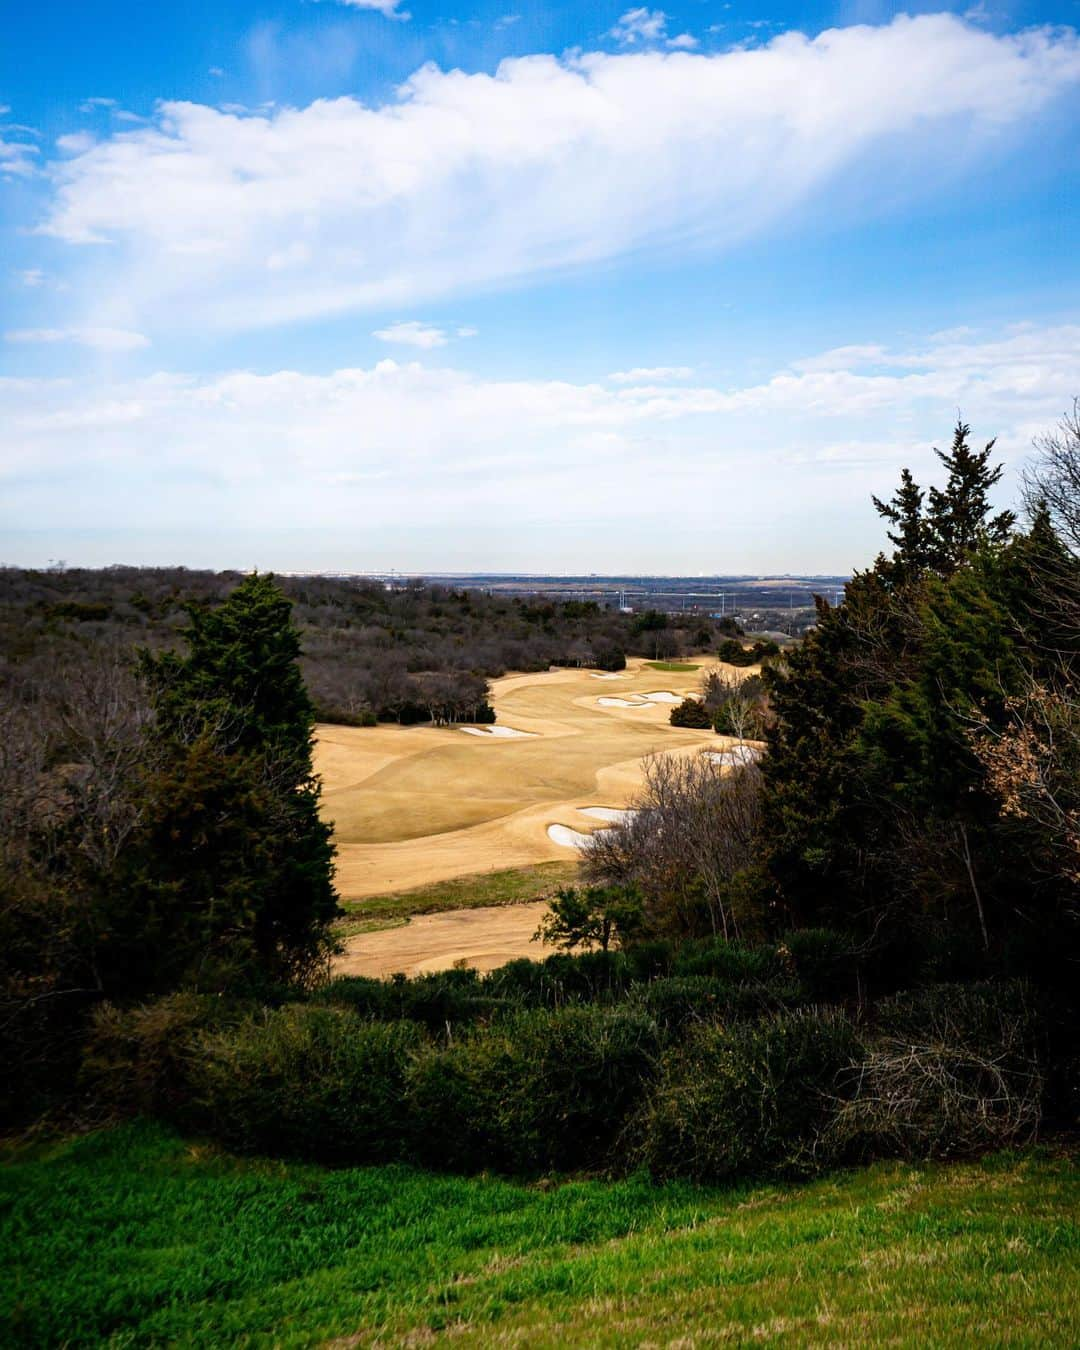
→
(629, 975, 802, 1032)
(634, 1008, 862, 1181)
(782, 928, 861, 1002)
(672, 937, 782, 983)
(485, 949, 636, 1008)
(829, 981, 1045, 1160)
(190, 1005, 425, 1162)
(80, 992, 229, 1121)
(669, 697, 712, 729)
(408, 1004, 661, 1174)
(315, 968, 504, 1032)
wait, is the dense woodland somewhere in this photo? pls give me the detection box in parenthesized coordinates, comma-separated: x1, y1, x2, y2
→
(1, 411, 1078, 1189)
(0, 567, 732, 727)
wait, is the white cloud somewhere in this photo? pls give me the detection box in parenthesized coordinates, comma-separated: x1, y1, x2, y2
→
(0, 323, 1074, 569)
(15, 269, 46, 287)
(333, 0, 410, 18)
(79, 97, 117, 113)
(609, 8, 669, 44)
(30, 15, 1080, 337)
(266, 241, 312, 271)
(55, 131, 96, 155)
(5, 327, 150, 352)
(0, 136, 38, 177)
(608, 8, 698, 48)
(373, 320, 450, 348)
(609, 366, 694, 383)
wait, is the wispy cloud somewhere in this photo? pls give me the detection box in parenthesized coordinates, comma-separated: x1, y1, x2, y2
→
(29, 15, 1080, 337)
(609, 366, 694, 383)
(332, 0, 410, 19)
(373, 321, 450, 348)
(5, 327, 150, 352)
(1, 323, 1073, 568)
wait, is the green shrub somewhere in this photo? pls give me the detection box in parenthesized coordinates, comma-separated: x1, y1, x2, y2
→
(672, 937, 782, 983)
(623, 939, 675, 982)
(634, 1007, 862, 1181)
(80, 992, 229, 1121)
(630, 975, 803, 1032)
(484, 950, 635, 1008)
(782, 928, 861, 1002)
(315, 968, 503, 1031)
(669, 697, 712, 729)
(190, 1005, 425, 1162)
(408, 1004, 661, 1174)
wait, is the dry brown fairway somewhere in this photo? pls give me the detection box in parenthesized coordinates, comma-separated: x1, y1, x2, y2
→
(319, 657, 752, 976)
(318, 657, 738, 899)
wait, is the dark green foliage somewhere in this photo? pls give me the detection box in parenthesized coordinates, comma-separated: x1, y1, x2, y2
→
(635, 1008, 862, 1180)
(314, 968, 506, 1031)
(486, 949, 637, 1006)
(407, 1005, 661, 1174)
(80, 992, 232, 1121)
(669, 696, 712, 728)
(535, 884, 644, 952)
(628, 975, 802, 1031)
(718, 638, 777, 667)
(763, 425, 1079, 983)
(139, 574, 337, 987)
(190, 1005, 424, 1163)
(671, 936, 782, 982)
(782, 928, 861, 1002)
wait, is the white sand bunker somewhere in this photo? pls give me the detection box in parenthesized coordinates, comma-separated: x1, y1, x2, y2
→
(547, 823, 595, 849)
(459, 725, 534, 738)
(590, 672, 626, 680)
(707, 745, 762, 766)
(641, 691, 681, 704)
(597, 696, 644, 708)
(579, 806, 638, 823)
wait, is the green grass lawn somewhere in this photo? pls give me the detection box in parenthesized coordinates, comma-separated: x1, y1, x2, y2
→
(3, 1123, 1077, 1347)
(645, 660, 702, 672)
(336, 861, 579, 933)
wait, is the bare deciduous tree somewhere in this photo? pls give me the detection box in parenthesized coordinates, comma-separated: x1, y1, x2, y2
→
(1022, 399, 1080, 557)
(582, 752, 763, 940)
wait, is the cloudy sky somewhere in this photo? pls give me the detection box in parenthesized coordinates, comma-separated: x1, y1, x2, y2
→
(2, 0, 1078, 573)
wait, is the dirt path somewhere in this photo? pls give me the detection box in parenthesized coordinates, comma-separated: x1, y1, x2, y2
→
(333, 901, 556, 979)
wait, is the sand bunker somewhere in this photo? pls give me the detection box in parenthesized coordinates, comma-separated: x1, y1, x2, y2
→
(579, 806, 637, 823)
(459, 725, 534, 738)
(547, 823, 596, 849)
(707, 745, 762, 766)
(590, 672, 626, 680)
(598, 691, 679, 708)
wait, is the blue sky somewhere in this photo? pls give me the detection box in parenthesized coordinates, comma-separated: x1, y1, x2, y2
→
(1, 0, 1079, 571)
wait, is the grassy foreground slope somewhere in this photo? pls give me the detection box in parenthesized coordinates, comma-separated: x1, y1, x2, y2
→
(3, 1124, 1078, 1347)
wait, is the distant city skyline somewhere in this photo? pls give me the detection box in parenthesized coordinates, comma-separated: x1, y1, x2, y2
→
(2, 0, 1079, 571)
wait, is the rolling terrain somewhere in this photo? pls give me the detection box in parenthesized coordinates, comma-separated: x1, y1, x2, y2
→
(317, 657, 751, 975)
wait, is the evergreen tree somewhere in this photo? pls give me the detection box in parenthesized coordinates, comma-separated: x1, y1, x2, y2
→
(925, 422, 1015, 572)
(139, 574, 337, 988)
(872, 467, 930, 581)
